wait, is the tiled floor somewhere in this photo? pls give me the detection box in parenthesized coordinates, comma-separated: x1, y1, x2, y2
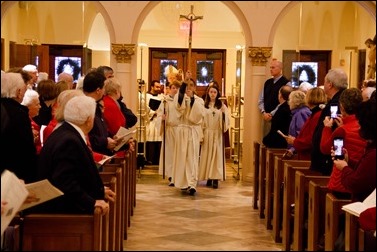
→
(123, 163, 283, 251)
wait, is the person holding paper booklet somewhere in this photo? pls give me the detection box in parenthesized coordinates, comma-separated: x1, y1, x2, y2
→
(102, 77, 126, 136)
(83, 71, 133, 157)
(281, 90, 311, 159)
(36, 96, 114, 215)
(284, 87, 327, 160)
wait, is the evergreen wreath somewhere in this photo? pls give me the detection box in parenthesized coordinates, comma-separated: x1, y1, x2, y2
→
(291, 64, 317, 87)
(56, 58, 81, 81)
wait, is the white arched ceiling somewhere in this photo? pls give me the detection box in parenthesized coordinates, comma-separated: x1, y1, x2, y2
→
(88, 13, 110, 51)
(139, 1, 244, 49)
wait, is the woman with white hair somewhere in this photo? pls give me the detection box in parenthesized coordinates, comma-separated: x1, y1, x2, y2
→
(37, 95, 114, 215)
(21, 89, 42, 154)
(283, 90, 311, 159)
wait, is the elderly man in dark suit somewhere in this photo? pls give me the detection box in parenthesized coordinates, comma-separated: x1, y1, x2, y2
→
(36, 95, 114, 215)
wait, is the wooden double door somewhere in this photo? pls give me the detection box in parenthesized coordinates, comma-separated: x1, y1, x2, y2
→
(149, 48, 226, 98)
(283, 50, 332, 88)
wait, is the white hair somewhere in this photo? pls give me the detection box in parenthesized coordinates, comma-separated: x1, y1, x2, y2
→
(21, 89, 39, 106)
(37, 72, 49, 84)
(299, 81, 314, 93)
(1, 72, 25, 98)
(64, 95, 96, 126)
(76, 76, 85, 90)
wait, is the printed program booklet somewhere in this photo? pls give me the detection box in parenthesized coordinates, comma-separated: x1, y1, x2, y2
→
(1, 170, 64, 235)
(341, 188, 376, 217)
(113, 127, 136, 151)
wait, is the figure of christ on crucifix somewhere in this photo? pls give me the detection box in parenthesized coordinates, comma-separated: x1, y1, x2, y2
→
(180, 5, 203, 76)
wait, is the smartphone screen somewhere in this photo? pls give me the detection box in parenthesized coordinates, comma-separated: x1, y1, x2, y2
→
(333, 137, 344, 159)
(330, 104, 338, 119)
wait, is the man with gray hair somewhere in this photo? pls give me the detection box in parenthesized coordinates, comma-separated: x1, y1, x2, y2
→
(310, 68, 348, 175)
(37, 95, 113, 215)
(1, 72, 37, 183)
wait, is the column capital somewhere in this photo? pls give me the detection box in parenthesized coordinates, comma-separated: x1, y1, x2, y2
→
(111, 43, 136, 63)
(248, 47, 272, 66)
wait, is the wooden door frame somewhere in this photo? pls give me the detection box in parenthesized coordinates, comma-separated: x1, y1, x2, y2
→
(148, 47, 226, 98)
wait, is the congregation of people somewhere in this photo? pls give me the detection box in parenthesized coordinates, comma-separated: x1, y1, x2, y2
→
(1, 62, 231, 245)
(1, 56, 376, 251)
(259, 59, 376, 250)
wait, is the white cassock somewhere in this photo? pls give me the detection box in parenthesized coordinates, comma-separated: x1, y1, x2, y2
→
(171, 94, 204, 189)
(198, 103, 230, 181)
(155, 94, 180, 178)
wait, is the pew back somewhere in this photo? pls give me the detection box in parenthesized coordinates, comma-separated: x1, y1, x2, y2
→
(293, 171, 330, 251)
(272, 158, 311, 243)
(307, 179, 330, 251)
(22, 207, 108, 251)
(324, 193, 352, 251)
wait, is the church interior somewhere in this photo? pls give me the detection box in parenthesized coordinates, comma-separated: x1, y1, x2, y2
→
(1, 1, 376, 251)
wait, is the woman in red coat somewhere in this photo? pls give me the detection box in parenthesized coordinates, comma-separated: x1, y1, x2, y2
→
(321, 88, 367, 198)
(102, 78, 126, 137)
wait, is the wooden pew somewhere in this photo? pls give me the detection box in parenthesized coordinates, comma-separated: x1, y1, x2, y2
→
(293, 171, 330, 251)
(265, 148, 286, 230)
(272, 158, 311, 243)
(344, 211, 359, 251)
(253, 141, 261, 210)
(307, 180, 330, 251)
(324, 193, 352, 251)
(258, 146, 284, 219)
(258, 145, 267, 218)
(282, 162, 320, 251)
(22, 206, 109, 251)
(100, 169, 122, 251)
(104, 157, 129, 241)
(127, 150, 137, 216)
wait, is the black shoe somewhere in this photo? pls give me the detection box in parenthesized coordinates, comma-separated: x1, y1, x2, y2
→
(189, 187, 196, 195)
(213, 180, 219, 189)
(168, 182, 174, 187)
(168, 177, 172, 182)
(206, 179, 213, 187)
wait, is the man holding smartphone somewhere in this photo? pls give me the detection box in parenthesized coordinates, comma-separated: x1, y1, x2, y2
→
(310, 68, 348, 175)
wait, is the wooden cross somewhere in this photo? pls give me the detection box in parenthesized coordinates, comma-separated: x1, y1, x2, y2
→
(180, 5, 203, 72)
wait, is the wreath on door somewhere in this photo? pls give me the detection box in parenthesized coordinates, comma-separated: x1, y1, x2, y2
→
(291, 64, 316, 87)
(56, 58, 81, 81)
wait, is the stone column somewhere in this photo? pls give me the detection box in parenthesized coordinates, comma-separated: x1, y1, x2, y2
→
(241, 46, 272, 183)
